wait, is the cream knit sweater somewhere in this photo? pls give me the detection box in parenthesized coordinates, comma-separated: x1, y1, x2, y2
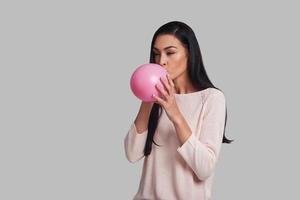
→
(124, 88, 226, 200)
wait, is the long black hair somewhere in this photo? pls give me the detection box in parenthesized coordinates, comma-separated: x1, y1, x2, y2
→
(144, 21, 233, 156)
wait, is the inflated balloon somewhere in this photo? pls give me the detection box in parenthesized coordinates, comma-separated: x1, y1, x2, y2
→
(130, 63, 168, 102)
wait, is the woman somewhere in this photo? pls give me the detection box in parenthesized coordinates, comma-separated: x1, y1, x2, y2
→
(124, 21, 232, 200)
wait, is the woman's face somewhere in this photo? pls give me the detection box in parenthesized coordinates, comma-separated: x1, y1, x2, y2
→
(153, 34, 189, 80)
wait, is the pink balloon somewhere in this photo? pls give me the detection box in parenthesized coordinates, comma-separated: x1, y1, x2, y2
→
(130, 63, 168, 102)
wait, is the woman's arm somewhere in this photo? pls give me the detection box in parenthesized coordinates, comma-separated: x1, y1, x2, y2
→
(124, 102, 153, 163)
(134, 102, 153, 133)
(176, 92, 226, 181)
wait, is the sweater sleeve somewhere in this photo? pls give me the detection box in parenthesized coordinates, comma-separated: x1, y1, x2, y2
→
(124, 122, 148, 163)
(177, 91, 226, 181)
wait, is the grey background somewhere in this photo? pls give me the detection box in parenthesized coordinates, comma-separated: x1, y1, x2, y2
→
(1, 0, 299, 199)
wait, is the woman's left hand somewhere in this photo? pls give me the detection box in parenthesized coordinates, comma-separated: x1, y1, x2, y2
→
(152, 74, 182, 124)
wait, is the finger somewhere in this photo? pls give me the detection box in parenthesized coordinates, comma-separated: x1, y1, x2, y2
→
(167, 74, 175, 87)
(166, 74, 175, 92)
(160, 76, 171, 95)
(152, 94, 165, 106)
(155, 83, 168, 97)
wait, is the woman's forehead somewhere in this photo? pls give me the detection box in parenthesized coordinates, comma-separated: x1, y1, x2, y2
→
(153, 35, 183, 50)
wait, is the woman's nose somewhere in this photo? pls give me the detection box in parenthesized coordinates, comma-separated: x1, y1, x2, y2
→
(159, 55, 167, 67)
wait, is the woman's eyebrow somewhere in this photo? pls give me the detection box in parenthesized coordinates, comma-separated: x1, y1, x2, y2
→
(153, 46, 177, 51)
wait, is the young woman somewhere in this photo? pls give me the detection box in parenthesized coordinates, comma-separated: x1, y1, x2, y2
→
(124, 21, 232, 200)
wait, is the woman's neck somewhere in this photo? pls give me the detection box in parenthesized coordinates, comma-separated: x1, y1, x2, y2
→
(173, 72, 197, 94)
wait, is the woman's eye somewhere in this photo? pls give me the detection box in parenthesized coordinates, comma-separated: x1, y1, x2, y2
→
(153, 52, 175, 56)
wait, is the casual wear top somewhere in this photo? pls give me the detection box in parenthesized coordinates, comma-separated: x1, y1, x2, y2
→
(124, 88, 226, 200)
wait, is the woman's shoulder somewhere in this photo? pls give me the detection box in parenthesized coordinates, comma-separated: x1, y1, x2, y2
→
(204, 87, 226, 102)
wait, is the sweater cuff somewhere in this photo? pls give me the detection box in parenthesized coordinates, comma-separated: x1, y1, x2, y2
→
(127, 123, 148, 147)
(177, 133, 195, 151)
(124, 123, 148, 163)
(177, 133, 206, 156)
